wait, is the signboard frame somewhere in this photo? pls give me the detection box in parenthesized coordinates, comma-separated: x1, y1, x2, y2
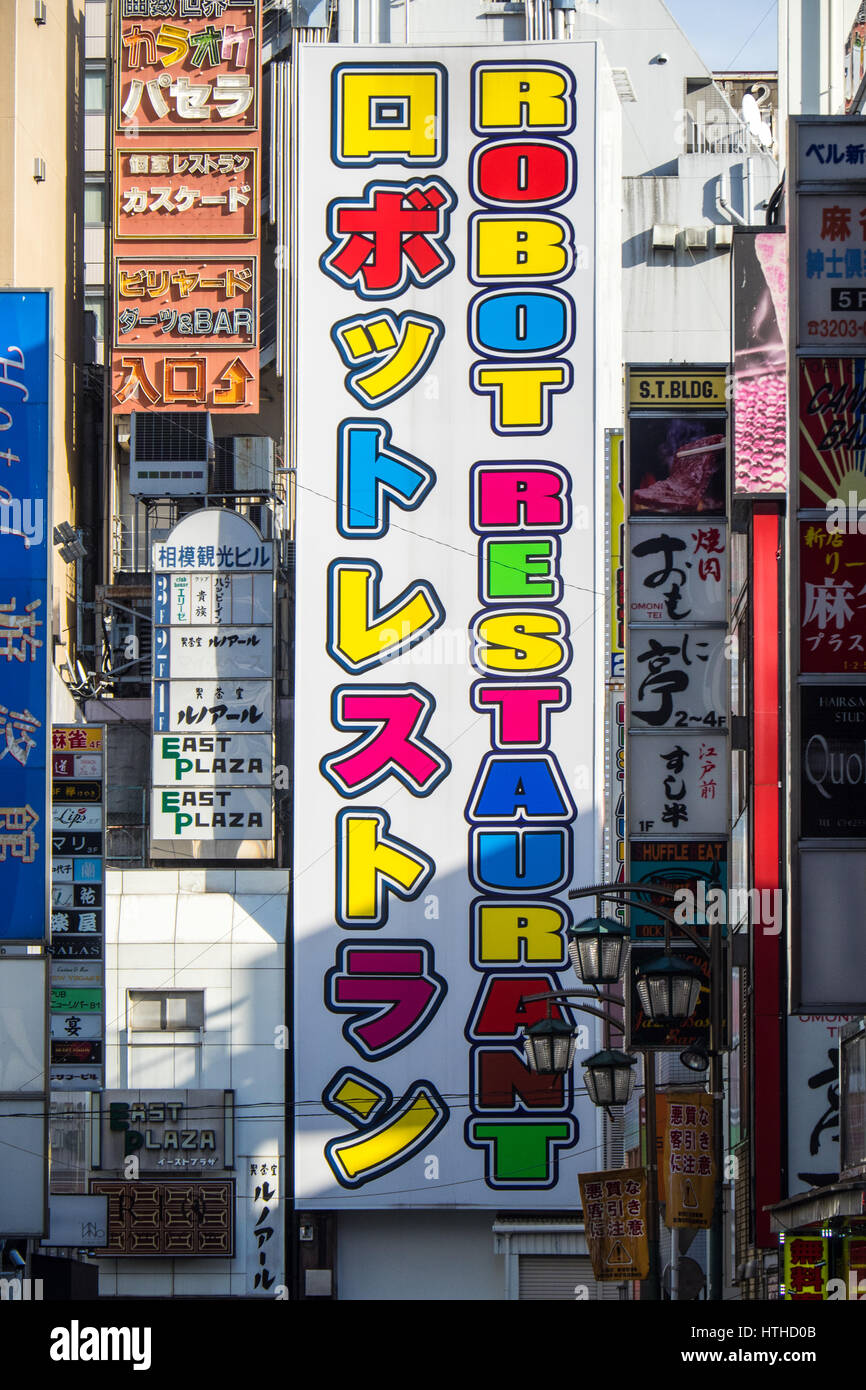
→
(0, 290, 52, 944)
(292, 43, 615, 1208)
(790, 118, 866, 1010)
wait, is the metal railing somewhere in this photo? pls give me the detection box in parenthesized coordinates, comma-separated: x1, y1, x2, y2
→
(683, 112, 757, 156)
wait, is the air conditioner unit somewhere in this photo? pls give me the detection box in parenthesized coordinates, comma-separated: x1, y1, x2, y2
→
(651, 224, 677, 250)
(97, 585, 153, 691)
(684, 226, 709, 250)
(234, 436, 275, 493)
(714, 224, 735, 249)
(130, 412, 212, 498)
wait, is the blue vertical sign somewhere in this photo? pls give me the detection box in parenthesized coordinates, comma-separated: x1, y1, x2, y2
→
(0, 291, 50, 940)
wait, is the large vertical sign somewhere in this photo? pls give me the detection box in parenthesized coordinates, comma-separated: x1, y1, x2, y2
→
(0, 290, 50, 1239)
(151, 509, 274, 851)
(111, 1, 261, 415)
(625, 368, 729, 1049)
(732, 230, 787, 495)
(49, 726, 105, 1089)
(787, 1013, 855, 1191)
(0, 292, 50, 941)
(603, 431, 625, 906)
(791, 121, 866, 1010)
(293, 46, 615, 1206)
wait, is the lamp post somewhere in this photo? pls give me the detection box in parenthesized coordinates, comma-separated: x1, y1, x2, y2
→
(572, 881, 725, 1300)
(519, 879, 727, 1301)
(519, 979, 658, 1293)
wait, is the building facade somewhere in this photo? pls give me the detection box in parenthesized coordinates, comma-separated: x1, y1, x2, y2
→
(23, 0, 866, 1306)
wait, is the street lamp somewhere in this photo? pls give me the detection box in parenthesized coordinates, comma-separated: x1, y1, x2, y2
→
(634, 953, 704, 1022)
(517, 879, 726, 1300)
(522, 1014, 580, 1075)
(564, 880, 721, 1302)
(679, 1044, 710, 1073)
(582, 1048, 638, 1106)
(567, 915, 629, 985)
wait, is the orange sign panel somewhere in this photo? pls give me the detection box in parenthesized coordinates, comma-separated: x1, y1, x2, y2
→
(662, 1090, 715, 1228)
(112, 349, 258, 413)
(115, 257, 256, 349)
(579, 1169, 650, 1281)
(52, 727, 104, 752)
(115, 146, 258, 241)
(115, 2, 259, 134)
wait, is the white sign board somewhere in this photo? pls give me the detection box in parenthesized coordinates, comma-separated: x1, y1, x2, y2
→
(154, 626, 273, 680)
(41, 1194, 109, 1247)
(628, 521, 727, 624)
(628, 732, 730, 837)
(152, 785, 273, 839)
(50, 1013, 103, 1039)
(293, 45, 617, 1206)
(150, 511, 275, 853)
(628, 627, 728, 730)
(152, 733, 273, 788)
(796, 122, 866, 181)
(156, 572, 274, 627)
(796, 192, 866, 345)
(52, 806, 103, 832)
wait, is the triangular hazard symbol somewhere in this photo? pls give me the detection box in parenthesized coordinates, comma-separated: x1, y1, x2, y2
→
(605, 1240, 634, 1268)
(682, 1178, 700, 1209)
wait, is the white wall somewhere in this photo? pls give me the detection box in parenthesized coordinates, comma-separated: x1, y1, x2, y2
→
(337, 1211, 506, 1299)
(778, 0, 863, 163)
(623, 152, 779, 362)
(99, 869, 287, 1297)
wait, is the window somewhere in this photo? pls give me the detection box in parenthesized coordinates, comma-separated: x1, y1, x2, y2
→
(84, 68, 106, 113)
(84, 293, 105, 341)
(128, 990, 204, 1032)
(84, 182, 105, 225)
(49, 1093, 90, 1195)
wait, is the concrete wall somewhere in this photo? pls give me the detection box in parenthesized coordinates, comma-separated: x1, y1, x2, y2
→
(623, 151, 779, 362)
(779, 0, 863, 160)
(337, 1211, 506, 1300)
(0, 0, 85, 664)
(97, 869, 288, 1296)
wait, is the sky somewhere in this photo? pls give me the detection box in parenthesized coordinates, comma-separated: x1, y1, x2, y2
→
(664, 0, 778, 71)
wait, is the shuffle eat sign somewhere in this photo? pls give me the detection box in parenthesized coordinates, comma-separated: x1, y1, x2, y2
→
(112, 1, 260, 415)
(293, 47, 616, 1206)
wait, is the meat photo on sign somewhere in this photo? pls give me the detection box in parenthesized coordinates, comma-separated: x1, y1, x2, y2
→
(629, 415, 726, 514)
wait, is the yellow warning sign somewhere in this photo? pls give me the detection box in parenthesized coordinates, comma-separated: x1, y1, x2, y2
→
(662, 1091, 714, 1229)
(605, 1240, 634, 1268)
(579, 1168, 650, 1281)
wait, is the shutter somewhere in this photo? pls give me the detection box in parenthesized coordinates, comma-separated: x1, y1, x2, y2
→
(517, 1255, 626, 1300)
